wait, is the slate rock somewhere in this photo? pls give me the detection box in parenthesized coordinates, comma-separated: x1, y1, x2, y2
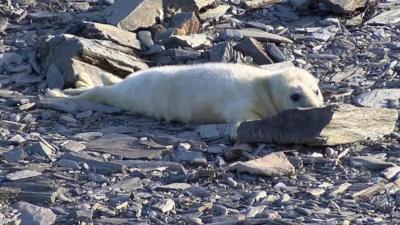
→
(234, 37, 273, 65)
(14, 201, 56, 225)
(366, 8, 400, 25)
(80, 21, 141, 50)
(321, 0, 367, 14)
(105, 0, 163, 31)
(229, 152, 295, 176)
(6, 170, 42, 181)
(353, 89, 400, 108)
(3, 148, 25, 162)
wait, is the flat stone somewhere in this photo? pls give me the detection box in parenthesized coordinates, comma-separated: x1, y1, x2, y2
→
(110, 177, 143, 192)
(105, 0, 163, 31)
(7, 134, 26, 145)
(366, 8, 400, 25)
(169, 34, 212, 48)
(80, 21, 141, 49)
(165, 0, 215, 12)
(156, 183, 192, 191)
(199, 4, 230, 20)
(0, 120, 25, 131)
(2, 148, 25, 162)
(6, 170, 42, 181)
(55, 159, 81, 170)
(326, 182, 352, 198)
(321, 0, 367, 14)
(209, 42, 234, 62)
(27, 142, 55, 158)
(234, 37, 273, 65)
(61, 140, 86, 152)
(39, 34, 147, 87)
(152, 199, 175, 214)
(244, 0, 281, 9)
(14, 201, 56, 225)
(86, 134, 170, 160)
(229, 152, 295, 176)
(354, 89, 400, 108)
(60, 151, 126, 175)
(233, 29, 293, 43)
(265, 43, 287, 62)
(381, 166, 400, 180)
(349, 156, 394, 170)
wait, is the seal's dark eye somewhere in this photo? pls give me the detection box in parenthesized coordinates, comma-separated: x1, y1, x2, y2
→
(290, 93, 302, 102)
(315, 90, 320, 95)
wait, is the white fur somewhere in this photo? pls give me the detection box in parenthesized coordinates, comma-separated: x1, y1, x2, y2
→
(48, 63, 324, 123)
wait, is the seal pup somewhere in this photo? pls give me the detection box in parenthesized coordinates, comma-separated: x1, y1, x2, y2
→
(48, 63, 323, 123)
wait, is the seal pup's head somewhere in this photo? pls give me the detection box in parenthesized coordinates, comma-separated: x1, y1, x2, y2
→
(268, 67, 324, 111)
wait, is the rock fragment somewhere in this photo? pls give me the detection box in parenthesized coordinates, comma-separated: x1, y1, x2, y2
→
(229, 152, 295, 176)
(6, 170, 42, 181)
(349, 156, 394, 170)
(353, 89, 400, 108)
(366, 8, 400, 25)
(14, 201, 56, 225)
(80, 22, 141, 49)
(152, 199, 175, 214)
(234, 37, 273, 65)
(321, 0, 367, 14)
(105, 0, 163, 31)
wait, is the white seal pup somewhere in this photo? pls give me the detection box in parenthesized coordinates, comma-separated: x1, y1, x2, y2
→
(48, 63, 323, 123)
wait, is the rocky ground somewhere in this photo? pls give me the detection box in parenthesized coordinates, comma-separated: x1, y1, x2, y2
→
(1, 0, 400, 224)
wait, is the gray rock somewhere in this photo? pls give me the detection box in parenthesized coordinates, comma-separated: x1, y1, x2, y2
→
(137, 30, 154, 49)
(156, 183, 192, 191)
(105, 0, 163, 31)
(234, 37, 273, 65)
(14, 201, 56, 225)
(0, 17, 8, 33)
(381, 166, 400, 180)
(233, 29, 293, 43)
(265, 43, 287, 63)
(289, 0, 314, 10)
(6, 170, 42, 181)
(111, 177, 143, 192)
(2, 147, 25, 162)
(209, 42, 234, 62)
(61, 140, 86, 152)
(174, 147, 207, 165)
(46, 63, 64, 89)
(165, 0, 215, 12)
(366, 8, 400, 25)
(353, 89, 400, 108)
(219, 29, 243, 42)
(80, 21, 142, 50)
(39, 34, 147, 87)
(88, 173, 108, 183)
(349, 156, 394, 170)
(199, 4, 230, 20)
(7, 134, 26, 145)
(60, 151, 126, 175)
(152, 199, 175, 214)
(27, 142, 54, 158)
(55, 159, 81, 170)
(321, 0, 367, 14)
